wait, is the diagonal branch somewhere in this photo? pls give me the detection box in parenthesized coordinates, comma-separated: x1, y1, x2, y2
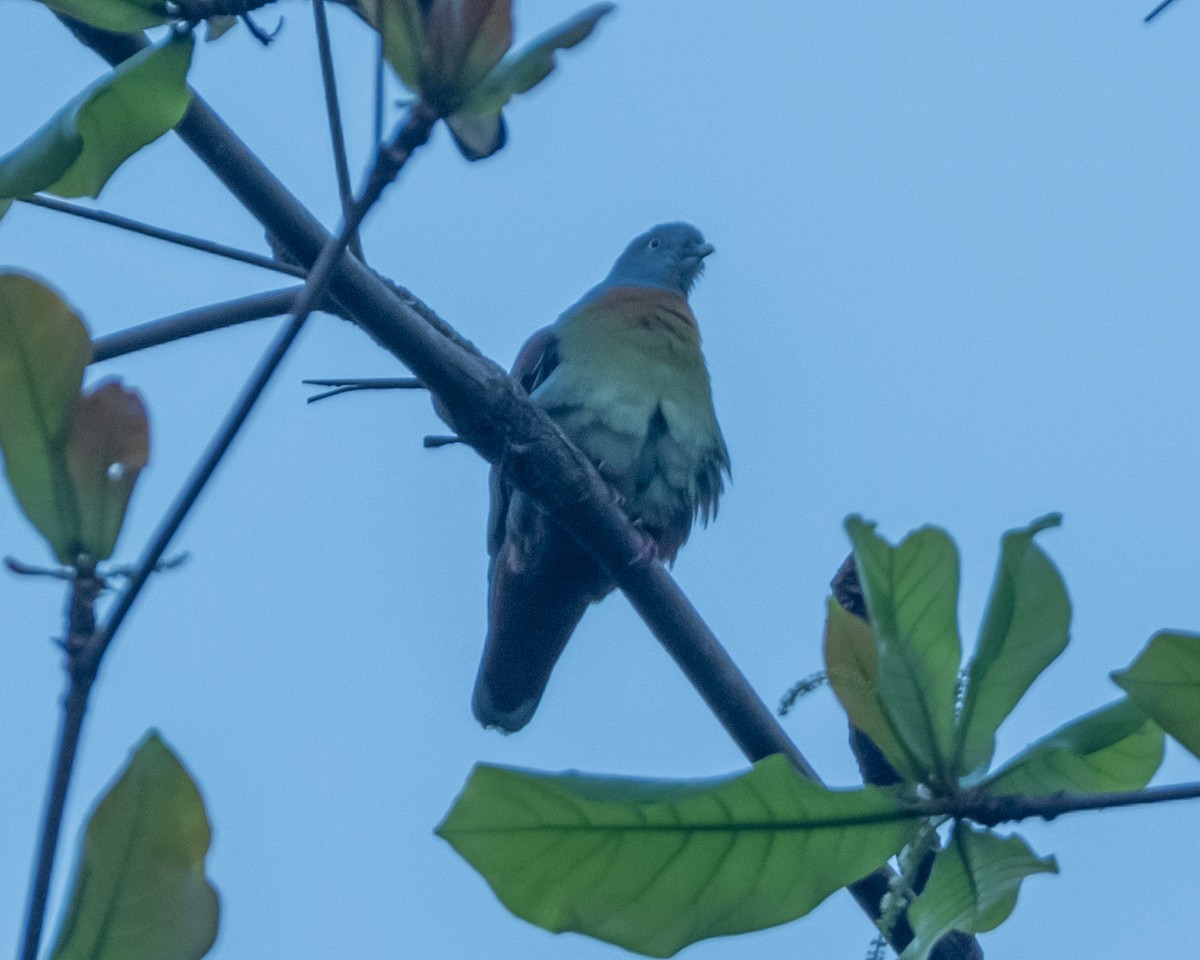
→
(61, 18, 978, 957)
(91, 286, 311, 361)
(17, 195, 307, 278)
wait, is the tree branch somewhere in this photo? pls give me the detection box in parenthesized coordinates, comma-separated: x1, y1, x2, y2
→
(60, 16, 954, 956)
(17, 195, 307, 278)
(1144, 0, 1181, 22)
(90, 286, 310, 362)
(312, 0, 363, 262)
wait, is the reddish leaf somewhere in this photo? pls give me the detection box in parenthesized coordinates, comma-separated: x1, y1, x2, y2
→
(65, 380, 149, 562)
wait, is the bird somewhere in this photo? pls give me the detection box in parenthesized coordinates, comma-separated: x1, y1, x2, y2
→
(473, 222, 730, 732)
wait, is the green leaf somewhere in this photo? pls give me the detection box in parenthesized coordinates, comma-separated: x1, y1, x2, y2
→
(824, 597, 925, 782)
(1113, 631, 1200, 760)
(956, 515, 1070, 779)
(462, 3, 614, 114)
(845, 517, 962, 786)
(438, 755, 919, 958)
(0, 33, 193, 202)
(38, 0, 173, 33)
(901, 823, 1056, 960)
(65, 380, 149, 561)
(0, 272, 88, 562)
(448, 3, 613, 160)
(984, 698, 1163, 795)
(49, 732, 220, 960)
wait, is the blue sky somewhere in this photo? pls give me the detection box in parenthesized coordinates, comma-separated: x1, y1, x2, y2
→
(2, 2, 1199, 957)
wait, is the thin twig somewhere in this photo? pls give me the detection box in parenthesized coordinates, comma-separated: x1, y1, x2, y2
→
(91, 287, 307, 362)
(1145, 0, 1181, 22)
(78, 102, 437, 683)
(303, 376, 424, 402)
(18, 573, 102, 960)
(17, 195, 307, 278)
(374, 4, 386, 148)
(312, 0, 364, 262)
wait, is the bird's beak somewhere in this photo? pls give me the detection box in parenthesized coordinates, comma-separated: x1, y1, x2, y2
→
(694, 242, 715, 259)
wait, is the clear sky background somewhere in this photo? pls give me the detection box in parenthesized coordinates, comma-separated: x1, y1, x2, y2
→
(2, 2, 1199, 958)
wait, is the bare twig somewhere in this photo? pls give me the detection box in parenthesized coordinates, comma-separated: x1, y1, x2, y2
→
(16, 195, 307, 278)
(303, 376, 424, 402)
(312, 0, 363, 261)
(91, 287, 309, 362)
(1145, 0, 1181, 22)
(423, 434, 462, 448)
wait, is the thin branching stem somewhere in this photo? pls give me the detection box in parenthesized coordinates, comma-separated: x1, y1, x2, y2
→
(1145, 0, 1181, 22)
(20, 35, 435, 960)
(17, 195, 307, 278)
(91, 286, 310, 362)
(303, 376, 424, 402)
(19, 572, 102, 960)
(312, 0, 363, 261)
(374, 4, 386, 148)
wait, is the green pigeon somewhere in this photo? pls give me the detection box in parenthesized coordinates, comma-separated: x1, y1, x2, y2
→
(474, 222, 730, 731)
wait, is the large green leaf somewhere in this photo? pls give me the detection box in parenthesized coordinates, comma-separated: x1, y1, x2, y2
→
(49, 732, 220, 960)
(824, 597, 924, 782)
(845, 517, 962, 786)
(0, 33, 193, 202)
(438, 755, 919, 957)
(983, 698, 1163, 795)
(0, 272, 88, 562)
(955, 515, 1070, 779)
(65, 380, 150, 561)
(38, 0, 173, 33)
(902, 823, 1056, 960)
(1113, 631, 1200, 760)
(448, 3, 613, 160)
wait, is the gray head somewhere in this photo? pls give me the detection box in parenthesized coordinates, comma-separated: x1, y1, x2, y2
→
(603, 222, 714, 295)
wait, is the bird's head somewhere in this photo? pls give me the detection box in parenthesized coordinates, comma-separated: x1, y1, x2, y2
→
(605, 222, 714, 296)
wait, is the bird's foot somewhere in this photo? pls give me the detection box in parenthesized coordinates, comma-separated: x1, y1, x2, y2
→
(628, 524, 662, 566)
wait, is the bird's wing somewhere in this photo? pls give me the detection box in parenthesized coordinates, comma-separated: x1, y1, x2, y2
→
(487, 325, 560, 557)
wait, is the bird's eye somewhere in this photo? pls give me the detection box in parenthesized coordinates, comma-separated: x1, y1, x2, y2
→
(648, 238, 661, 250)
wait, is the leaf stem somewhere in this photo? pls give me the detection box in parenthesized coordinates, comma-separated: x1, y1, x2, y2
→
(16, 195, 307, 278)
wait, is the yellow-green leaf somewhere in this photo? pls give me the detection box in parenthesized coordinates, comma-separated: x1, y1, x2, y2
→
(448, 3, 613, 160)
(438, 755, 918, 958)
(0, 272, 88, 562)
(49, 732, 220, 960)
(901, 824, 1056, 960)
(65, 380, 150, 562)
(956, 514, 1070, 779)
(845, 517, 962, 786)
(984, 698, 1163, 795)
(461, 3, 614, 114)
(1113, 631, 1200, 760)
(0, 33, 193, 202)
(824, 597, 925, 782)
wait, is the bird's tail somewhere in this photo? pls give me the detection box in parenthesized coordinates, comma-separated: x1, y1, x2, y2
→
(472, 547, 607, 732)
